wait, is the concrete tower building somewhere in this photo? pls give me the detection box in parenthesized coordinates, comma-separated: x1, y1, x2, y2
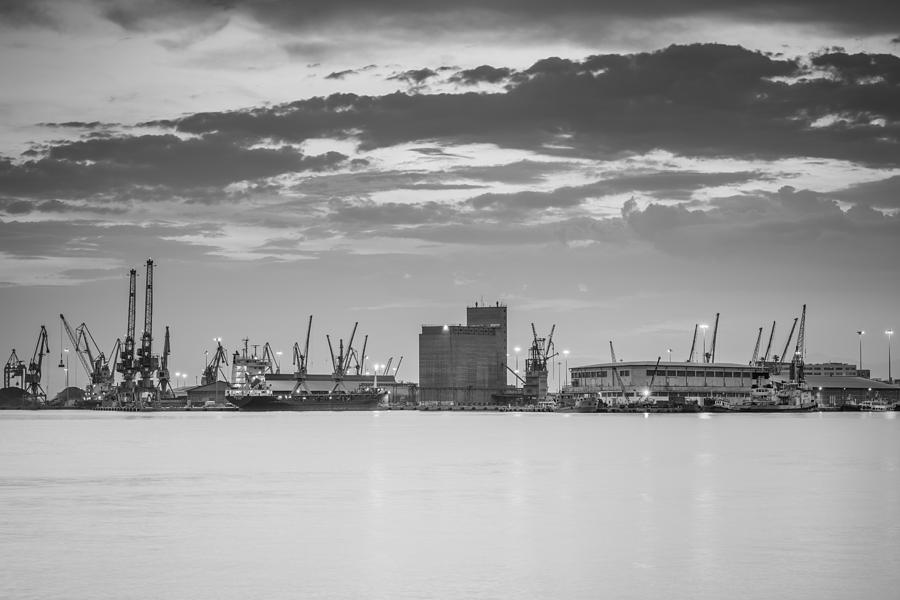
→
(419, 302, 508, 406)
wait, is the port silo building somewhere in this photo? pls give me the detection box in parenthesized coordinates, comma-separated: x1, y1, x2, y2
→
(419, 302, 507, 407)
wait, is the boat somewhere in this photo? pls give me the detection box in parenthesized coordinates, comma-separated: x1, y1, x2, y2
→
(713, 375, 817, 412)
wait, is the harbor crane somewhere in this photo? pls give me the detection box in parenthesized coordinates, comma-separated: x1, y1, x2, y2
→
(776, 317, 799, 366)
(136, 259, 159, 405)
(790, 304, 807, 382)
(351, 335, 368, 375)
(687, 324, 698, 363)
(643, 356, 662, 400)
(609, 340, 630, 405)
(201, 339, 229, 385)
(24, 325, 50, 405)
(706, 313, 720, 363)
(327, 321, 358, 392)
(262, 342, 280, 375)
(156, 326, 173, 398)
(382, 357, 393, 377)
(116, 268, 138, 403)
(60, 313, 116, 405)
(750, 327, 763, 364)
(394, 356, 403, 379)
(524, 323, 557, 401)
(762, 321, 776, 362)
(291, 316, 312, 395)
(4, 349, 25, 389)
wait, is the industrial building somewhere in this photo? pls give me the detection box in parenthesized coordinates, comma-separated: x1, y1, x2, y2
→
(806, 376, 899, 407)
(568, 360, 764, 405)
(418, 302, 507, 407)
(803, 362, 870, 378)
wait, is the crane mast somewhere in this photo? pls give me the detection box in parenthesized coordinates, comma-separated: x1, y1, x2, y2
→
(291, 316, 312, 395)
(138, 259, 156, 388)
(157, 326, 172, 396)
(791, 304, 807, 382)
(202, 340, 229, 385)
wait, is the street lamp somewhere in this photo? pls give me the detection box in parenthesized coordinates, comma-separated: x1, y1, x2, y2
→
(857, 330, 865, 371)
(699, 324, 709, 363)
(886, 330, 894, 384)
(563, 350, 570, 388)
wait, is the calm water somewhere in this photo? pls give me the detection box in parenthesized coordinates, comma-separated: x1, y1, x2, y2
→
(1, 411, 898, 600)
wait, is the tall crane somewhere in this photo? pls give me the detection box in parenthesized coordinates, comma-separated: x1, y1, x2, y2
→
(777, 317, 799, 365)
(60, 314, 93, 382)
(394, 356, 403, 379)
(24, 325, 50, 404)
(117, 268, 138, 391)
(790, 304, 807, 382)
(157, 326, 173, 397)
(291, 316, 312, 395)
(643, 356, 662, 400)
(609, 340, 630, 404)
(382, 357, 393, 377)
(262, 342, 280, 374)
(750, 327, 763, 365)
(327, 321, 358, 392)
(353, 335, 368, 375)
(687, 324, 698, 362)
(202, 339, 229, 385)
(707, 313, 720, 363)
(762, 321, 776, 362)
(137, 259, 158, 391)
(4, 349, 25, 388)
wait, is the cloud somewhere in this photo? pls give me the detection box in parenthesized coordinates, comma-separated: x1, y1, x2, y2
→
(449, 65, 513, 85)
(387, 68, 438, 85)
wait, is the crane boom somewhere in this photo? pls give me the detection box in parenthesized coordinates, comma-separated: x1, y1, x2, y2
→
(394, 356, 403, 378)
(24, 325, 50, 403)
(762, 320, 776, 361)
(779, 318, 798, 364)
(709, 312, 720, 363)
(609, 340, 629, 402)
(750, 327, 763, 364)
(60, 314, 92, 379)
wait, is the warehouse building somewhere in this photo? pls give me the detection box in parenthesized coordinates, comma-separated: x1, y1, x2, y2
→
(418, 302, 507, 407)
(568, 360, 765, 405)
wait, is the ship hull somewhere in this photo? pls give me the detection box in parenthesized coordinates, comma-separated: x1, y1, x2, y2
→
(229, 391, 385, 411)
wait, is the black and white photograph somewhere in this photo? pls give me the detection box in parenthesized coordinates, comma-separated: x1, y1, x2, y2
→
(1, 1, 899, 598)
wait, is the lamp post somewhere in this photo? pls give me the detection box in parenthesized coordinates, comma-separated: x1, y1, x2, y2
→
(64, 348, 69, 405)
(563, 350, 570, 388)
(886, 330, 894, 384)
(857, 330, 865, 371)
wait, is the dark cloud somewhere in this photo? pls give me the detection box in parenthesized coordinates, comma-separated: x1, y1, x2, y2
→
(831, 175, 900, 209)
(325, 69, 356, 80)
(147, 44, 899, 166)
(0, 136, 348, 198)
(0, 0, 57, 28)
(812, 52, 900, 84)
(449, 65, 513, 85)
(387, 68, 437, 85)
(89, 1, 900, 37)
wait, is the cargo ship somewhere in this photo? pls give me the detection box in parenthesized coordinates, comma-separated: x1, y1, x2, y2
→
(224, 328, 389, 411)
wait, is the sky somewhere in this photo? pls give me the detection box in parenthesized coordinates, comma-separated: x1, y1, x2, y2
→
(1, 0, 899, 393)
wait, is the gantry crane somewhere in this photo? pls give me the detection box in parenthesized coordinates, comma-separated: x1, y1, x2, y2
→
(4, 349, 25, 389)
(24, 326, 50, 405)
(291, 316, 312, 395)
